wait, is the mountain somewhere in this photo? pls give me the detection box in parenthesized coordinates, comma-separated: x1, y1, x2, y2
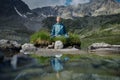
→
(0, 0, 120, 44)
(33, 0, 120, 19)
(0, 0, 31, 17)
(39, 0, 120, 47)
(0, 0, 34, 43)
(40, 13, 120, 48)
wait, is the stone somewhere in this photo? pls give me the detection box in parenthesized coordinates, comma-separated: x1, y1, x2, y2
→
(112, 45, 120, 48)
(0, 39, 21, 56)
(0, 39, 11, 48)
(10, 54, 37, 70)
(72, 73, 101, 80)
(20, 43, 37, 54)
(54, 40, 63, 49)
(88, 42, 111, 50)
(10, 41, 21, 48)
(0, 50, 4, 62)
(0, 39, 21, 49)
(47, 42, 54, 49)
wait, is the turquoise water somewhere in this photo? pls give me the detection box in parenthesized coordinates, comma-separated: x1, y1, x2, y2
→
(1, 54, 120, 80)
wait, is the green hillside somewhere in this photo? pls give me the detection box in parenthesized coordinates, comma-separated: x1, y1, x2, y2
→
(42, 14, 120, 48)
(0, 16, 33, 43)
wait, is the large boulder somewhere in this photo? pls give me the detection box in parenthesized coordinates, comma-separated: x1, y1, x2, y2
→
(0, 39, 21, 49)
(20, 43, 37, 54)
(0, 39, 21, 56)
(88, 42, 111, 50)
(54, 40, 63, 49)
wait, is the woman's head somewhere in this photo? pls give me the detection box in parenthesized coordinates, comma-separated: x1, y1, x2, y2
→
(56, 16, 61, 23)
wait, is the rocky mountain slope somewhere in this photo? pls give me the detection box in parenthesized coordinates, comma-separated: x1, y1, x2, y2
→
(0, 0, 120, 43)
(33, 0, 120, 19)
(42, 13, 120, 48)
(0, 0, 34, 43)
(0, 0, 31, 17)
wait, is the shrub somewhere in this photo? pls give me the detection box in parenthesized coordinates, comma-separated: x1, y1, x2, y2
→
(51, 33, 81, 48)
(30, 31, 51, 46)
(30, 31, 81, 48)
(68, 33, 81, 46)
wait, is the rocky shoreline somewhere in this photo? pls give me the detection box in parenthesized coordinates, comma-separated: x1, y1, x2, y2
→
(0, 39, 120, 63)
(0, 39, 120, 80)
(0, 39, 120, 58)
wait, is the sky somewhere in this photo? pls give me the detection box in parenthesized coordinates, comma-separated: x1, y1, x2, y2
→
(116, 0, 120, 2)
(22, 0, 90, 9)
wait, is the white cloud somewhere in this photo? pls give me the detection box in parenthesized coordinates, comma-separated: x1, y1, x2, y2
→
(22, 0, 90, 9)
(72, 0, 90, 5)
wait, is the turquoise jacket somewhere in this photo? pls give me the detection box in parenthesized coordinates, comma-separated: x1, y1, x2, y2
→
(51, 23, 68, 37)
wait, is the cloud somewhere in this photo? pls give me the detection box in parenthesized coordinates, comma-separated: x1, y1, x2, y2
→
(22, 0, 90, 9)
(65, 0, 90, 6)
(71, 0, 90, 5)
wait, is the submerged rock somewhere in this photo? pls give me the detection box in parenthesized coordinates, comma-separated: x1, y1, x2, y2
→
(11, 55, 18, 70)
(0, 50, 4, 62)
(0, 54, 37, 71)
(72, 73, 120, 80)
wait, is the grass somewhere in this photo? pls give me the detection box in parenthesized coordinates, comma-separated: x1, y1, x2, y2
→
(80, 24, 120, 49)
(68, 33, 81, 46)
(51, 36, 68, 44)
(30, 31, 51, 46)
(16, 15, 120, 49)
(30, 31, 81, 47)
(81, 35, 120, 49)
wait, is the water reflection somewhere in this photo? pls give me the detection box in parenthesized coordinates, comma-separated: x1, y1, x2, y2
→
(50, 54, 63, 79)
(0, 53, 120, 80)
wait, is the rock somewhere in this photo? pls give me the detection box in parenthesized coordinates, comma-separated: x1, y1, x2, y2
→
(0, 39, 21, 49)
(10, 41, 21, 48)
(88, 42, 111, 50)
(20, 43, 37, 54)
(47, 45, 54, 49)
(54, 40, 63, 49)
(73, 73, 101, 80)
(10, 54, 37, 70)
(47, 42, 54, 49)
(0, 39, 21, 56)
(112, 45, 120, 47)
(0, 0, 31, 16)
(88, 42, 120, 53)
(17, 55, 37, 67)
(32, 0, 120, 19)
(60, 71, 73, 80)
(0, 39, 11, 48)
(0, 50, 4, 62)
(0, 54, 37, 71)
